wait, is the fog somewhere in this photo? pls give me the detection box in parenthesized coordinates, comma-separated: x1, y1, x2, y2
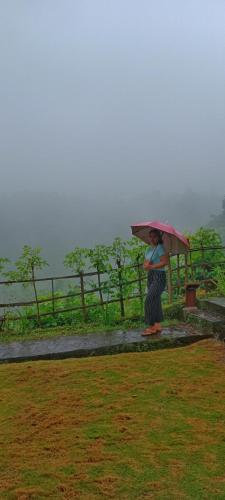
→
(0, 189, 223, 274)
(1, 1, 225, 270)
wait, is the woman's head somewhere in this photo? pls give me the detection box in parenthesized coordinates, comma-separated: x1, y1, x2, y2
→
(149, 229, 163, 246)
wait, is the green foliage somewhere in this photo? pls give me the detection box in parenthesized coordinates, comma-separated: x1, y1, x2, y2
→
(110, 237, 129, 265)
(163, 301, 184, 320)
(169, 227, 225, 293)
(0, 258, 10, 277)
(214, 267, 225, 296)
(5, 245, 48, 283)
(210, 196, 225, 243)
(3, 247, 48, 327)
(1, 227, 225, 334)
(126, 237, 145, 264)
(187, 227, 225, 282)
(64, 247, 89, 273)
(103, 237, 144, 301)
(188, 226, 223, 250)
(87, 244, 110, 272)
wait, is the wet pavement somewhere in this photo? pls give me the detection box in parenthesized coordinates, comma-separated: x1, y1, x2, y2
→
(201, 297, 225, 317)
(206, 297, 225, 308)
(0, 327, 212, 364)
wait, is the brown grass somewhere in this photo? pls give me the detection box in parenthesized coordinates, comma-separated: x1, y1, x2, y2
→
(1, 340, 225, 498)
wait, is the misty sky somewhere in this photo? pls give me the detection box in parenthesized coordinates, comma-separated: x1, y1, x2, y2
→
(1, 0, 225, 198)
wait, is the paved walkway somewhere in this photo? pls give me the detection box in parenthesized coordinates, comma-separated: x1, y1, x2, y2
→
(0, 326, 212, 364)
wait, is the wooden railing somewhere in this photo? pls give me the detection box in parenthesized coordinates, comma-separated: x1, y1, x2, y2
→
(167, 245, 225, 302)
(0, 245, 224, 327)
(0, 262, 146, 325)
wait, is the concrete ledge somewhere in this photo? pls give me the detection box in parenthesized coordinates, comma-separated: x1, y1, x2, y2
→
(198, 297, 225, 318)
(0, 328, 212, 364)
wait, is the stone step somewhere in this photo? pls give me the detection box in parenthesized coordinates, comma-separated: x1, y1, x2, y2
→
(198, 297, 225, 318)
(183, 307, 225, 336)
(0, 327, 212, 364)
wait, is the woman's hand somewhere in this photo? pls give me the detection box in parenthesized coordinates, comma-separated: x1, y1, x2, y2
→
(143, 260, 153, 270)
(143, 255, 169, 271)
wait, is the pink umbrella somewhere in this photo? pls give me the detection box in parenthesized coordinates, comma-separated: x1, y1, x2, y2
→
(131, 220, 189, 255)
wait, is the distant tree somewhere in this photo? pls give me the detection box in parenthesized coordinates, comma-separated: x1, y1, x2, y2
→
(87, 245, 111, 305)
(6, 246, 48, 326)
(0, 258, 10, 277)
(186, 227, 224, 281)
(64, 247, 89, 273)
(209, 196, 225, 243)
(188, 226, 223, 249)
(110, 237, 129, 266)
(127, 237, 145, 264)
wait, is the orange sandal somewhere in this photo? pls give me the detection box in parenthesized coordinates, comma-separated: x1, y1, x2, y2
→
(142, 327, 158, 336)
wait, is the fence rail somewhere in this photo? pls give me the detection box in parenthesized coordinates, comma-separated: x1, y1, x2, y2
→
(0, 245, 224, 326)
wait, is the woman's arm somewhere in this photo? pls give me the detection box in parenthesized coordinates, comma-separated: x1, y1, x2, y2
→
(144, 255, 169, 270)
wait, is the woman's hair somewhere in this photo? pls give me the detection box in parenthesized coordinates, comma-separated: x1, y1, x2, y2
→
(149, 229, 163, 244)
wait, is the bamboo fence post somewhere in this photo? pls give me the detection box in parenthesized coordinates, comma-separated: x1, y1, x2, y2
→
(200, 241, 205, 261)
(97, 265, 104, 308)
(167, 255, 173, 304)
(189, 250, 194, 280)
(117, 258, 125, 318)
(136, 255, 143, 308)
(177, 254, 181, 295)
(31, 264, 41, 327)
(184, 252, 188, 286)
(51, 279, 55, 315)
(201, 241, 205, 279)
(79, 271, 88, 322)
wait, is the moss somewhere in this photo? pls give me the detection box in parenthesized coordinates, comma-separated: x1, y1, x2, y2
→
(163, 301, 184, 320)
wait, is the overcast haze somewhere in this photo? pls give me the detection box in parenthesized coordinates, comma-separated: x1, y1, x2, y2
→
(1, 0, 225, 198)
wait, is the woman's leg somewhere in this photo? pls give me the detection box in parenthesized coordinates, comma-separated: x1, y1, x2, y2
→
(144, 272, 155, 326)
(144, 272, 166, 330)
(151, 272, 166, 325)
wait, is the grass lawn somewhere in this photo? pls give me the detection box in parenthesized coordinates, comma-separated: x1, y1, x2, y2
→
(1, 339, 225, 499)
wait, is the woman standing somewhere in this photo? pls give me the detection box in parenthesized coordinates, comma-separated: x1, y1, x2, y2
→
(142, 229, 168, 335)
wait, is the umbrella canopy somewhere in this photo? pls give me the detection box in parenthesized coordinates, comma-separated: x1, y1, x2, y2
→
(131, 220, 189, 255)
